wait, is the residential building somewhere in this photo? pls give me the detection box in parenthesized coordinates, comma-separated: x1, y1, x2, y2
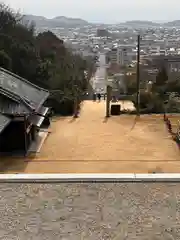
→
(166, 57, 180, 73)
(108, 46, 134, 66)
(145, 55, 180, 75)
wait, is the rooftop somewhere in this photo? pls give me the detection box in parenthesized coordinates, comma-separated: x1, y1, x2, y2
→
(0, 68, 49, 115)
(0, 67, 49, 112)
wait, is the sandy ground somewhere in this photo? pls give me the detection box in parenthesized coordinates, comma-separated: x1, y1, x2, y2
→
(1, 101, 180, 173)
(0, 183, 180, 239)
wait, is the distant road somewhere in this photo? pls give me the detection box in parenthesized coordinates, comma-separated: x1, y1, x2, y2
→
(92, 53, 107, 94)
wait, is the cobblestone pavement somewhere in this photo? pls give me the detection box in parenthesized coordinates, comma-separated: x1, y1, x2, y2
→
(0, 183, 179, 239)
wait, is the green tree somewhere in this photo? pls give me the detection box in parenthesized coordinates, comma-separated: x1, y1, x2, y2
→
(0, 3, 20, 34)
(152, 66, 168, 100)
(0, 50, 11, 69)
(0, 2, 96, 115)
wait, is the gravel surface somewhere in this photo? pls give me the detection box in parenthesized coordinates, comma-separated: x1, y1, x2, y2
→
(0, 183, 179, 239)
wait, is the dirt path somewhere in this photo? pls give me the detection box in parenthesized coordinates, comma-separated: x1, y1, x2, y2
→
(1, 101, 180, 173)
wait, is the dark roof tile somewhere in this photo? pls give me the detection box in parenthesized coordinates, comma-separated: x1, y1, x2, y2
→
(0, 95, 29, 115)
(0, 67, 49, 111)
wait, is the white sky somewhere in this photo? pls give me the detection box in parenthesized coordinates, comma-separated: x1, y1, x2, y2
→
(2, 0, 180, 23)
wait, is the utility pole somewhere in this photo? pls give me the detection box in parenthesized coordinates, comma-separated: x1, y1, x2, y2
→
(136, 34, 140, 116)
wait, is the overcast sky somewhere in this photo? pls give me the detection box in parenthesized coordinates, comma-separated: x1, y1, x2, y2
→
(2, 0, 180, 23)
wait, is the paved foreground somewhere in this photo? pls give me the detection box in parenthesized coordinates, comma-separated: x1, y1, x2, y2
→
(1, 101, 180, 173)
(0, 183, 179, 239)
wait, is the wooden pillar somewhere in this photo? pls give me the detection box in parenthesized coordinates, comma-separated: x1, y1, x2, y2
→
(106, 85, 112, 117)
(24, 115, 27, 156)
(73, 85, 79, 118)
(73, 97, 78, 118)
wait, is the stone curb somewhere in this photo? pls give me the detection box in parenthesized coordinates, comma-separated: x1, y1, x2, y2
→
(0, 174, 180, 183)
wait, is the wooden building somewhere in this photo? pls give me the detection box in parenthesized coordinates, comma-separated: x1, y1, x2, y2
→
(0, 67, 50, 155)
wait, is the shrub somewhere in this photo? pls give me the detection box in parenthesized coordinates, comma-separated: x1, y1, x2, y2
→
(132, 91, 165, 114)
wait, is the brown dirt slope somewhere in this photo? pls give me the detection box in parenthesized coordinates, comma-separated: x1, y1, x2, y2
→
(1, 101, 180, 173)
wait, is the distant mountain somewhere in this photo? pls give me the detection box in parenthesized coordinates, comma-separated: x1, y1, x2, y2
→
(117, 20, 180, 27)
(23, 15, 91, 28)
(22, 15, 180, 28)
(123, 20, 180, 27)
(120, 20, 160, 27)
(23, 15, 47, 22)
(163, 20, 180, 27)
(52, 16, 89, 25)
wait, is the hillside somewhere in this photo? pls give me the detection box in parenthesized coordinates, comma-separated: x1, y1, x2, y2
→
(22, 14, 180, 29)
(22, 15, 180, 28)
(23, 15, 90, 28)
(164, 20, 180, 27)
(121, 20, 160, 27)
(119, 20, 180, 27)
